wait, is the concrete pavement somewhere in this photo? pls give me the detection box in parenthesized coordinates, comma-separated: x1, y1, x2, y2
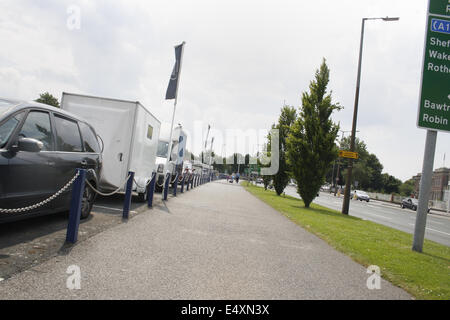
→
(0, 180, 411, 299)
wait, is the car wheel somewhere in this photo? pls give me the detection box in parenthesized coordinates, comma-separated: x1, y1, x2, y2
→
(413, 206, 417, 211)
(81, 182, 95, 219)
(401, 204, 404, 209)
(366, 199, 369, 202)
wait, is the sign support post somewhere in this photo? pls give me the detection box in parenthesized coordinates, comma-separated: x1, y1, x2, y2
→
(413, 0, 449, 252)
(412, 130, 437, 252)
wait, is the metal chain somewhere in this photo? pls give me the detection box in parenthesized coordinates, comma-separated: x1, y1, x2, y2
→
(0, 171, 80, 214)
(155, 179, 165, 188)
(85, 174, 131, 197)
(170, 172, 179, 184)
(133, 173, 156, 189)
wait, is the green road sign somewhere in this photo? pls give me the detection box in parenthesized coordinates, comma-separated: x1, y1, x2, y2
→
(417, 0, 450, 132)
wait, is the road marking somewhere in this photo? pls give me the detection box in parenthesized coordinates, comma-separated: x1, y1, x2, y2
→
(361, 212, 393, 220)
(93, 205, 137, 214)
(426, 227, 450, 236)
(429, 220, 444, 226)
(408, 223, 450, 236)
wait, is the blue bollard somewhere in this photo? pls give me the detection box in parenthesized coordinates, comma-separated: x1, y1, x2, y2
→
(180, 174, 185, 193)
(123, 171, 135, 219)
(66, 169, 86, 244)
(173, 173, 178, 196)
(186, 174, 190, 191)
(147, 172, 156, 208)
(191, 174, 194, 189)
(163, 173, 171, 201)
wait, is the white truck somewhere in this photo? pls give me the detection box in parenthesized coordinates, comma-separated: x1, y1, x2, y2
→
(61, 92, 161, 201)
(155, 123, 189, 190)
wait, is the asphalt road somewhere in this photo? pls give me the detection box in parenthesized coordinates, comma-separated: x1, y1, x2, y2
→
(0, 180, 411, 299)
(282, 185, 450, 247)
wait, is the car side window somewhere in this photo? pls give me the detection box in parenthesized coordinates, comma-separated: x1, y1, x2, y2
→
(54, 115, 83, 152)
(18, 111, 53, 151)
(79, 122, 100, 153)
(0, 112, 24, 148)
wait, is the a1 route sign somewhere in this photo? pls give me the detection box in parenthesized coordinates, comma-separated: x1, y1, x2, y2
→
(417, 0, 450, 132)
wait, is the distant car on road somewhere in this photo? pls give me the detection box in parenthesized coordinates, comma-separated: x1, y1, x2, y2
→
(353, 190, 370, 202)
(401, 198, 430, 213)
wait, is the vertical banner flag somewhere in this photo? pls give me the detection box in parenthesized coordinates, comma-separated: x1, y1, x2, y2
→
(177, 133, 187, 165)
(166, 42, 185, 100)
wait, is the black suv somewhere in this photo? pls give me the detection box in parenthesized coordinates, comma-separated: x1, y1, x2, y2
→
(401, 198, 431, 213)
(0, 99, 102, 223)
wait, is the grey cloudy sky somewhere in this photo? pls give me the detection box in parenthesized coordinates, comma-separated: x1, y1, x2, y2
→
(0, 0, 448, 181)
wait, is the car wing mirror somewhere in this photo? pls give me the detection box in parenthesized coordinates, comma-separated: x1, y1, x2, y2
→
(18, 137, 43, 152)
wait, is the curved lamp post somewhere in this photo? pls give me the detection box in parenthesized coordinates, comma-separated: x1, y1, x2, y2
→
(342, 16, 399, 215)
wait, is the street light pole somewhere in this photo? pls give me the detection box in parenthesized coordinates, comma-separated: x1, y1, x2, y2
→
(342, 17, 399, 215)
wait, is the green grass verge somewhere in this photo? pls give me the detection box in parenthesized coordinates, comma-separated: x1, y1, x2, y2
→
(243, 182, 450, 300)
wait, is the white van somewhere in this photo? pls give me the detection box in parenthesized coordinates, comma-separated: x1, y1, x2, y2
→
(155, 123, 188, 190)
(61, 93, 161, 201)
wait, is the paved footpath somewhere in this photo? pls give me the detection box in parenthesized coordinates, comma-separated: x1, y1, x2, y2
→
(0, 181, 411, 299)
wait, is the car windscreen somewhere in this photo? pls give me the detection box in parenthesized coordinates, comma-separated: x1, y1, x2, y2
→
(157, 141, 169, 158)
(0, 112, 24, 148)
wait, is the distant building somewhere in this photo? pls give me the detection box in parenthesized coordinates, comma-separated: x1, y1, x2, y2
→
(412, 167, 450, 201)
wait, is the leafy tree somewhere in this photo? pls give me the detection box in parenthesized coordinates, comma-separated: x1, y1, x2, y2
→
(340, 136, 369, 160)
(365, 153, 383, 191)
(286, 59, 341, 207)
(381, 173, 402, 194)
(338, 137, 384, 192)
(273, 106, 297, 195)
(35, 92, 60, 108)
(399, 179, 415, 197)
(261, 130, 274, 190)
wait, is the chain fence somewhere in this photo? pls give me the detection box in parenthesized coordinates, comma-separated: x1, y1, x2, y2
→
(0, 168, 205, 215)
(132, 172, 156, 190)
(85, 174, 132, 197)
(0, 171, 80, 214)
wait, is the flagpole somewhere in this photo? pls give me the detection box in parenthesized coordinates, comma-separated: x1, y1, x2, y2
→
(165, 42, 185, 180)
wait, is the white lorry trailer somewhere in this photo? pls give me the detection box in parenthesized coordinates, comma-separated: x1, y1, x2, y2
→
(155, 123, 189, 190)
(61, 92, 161, 201)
